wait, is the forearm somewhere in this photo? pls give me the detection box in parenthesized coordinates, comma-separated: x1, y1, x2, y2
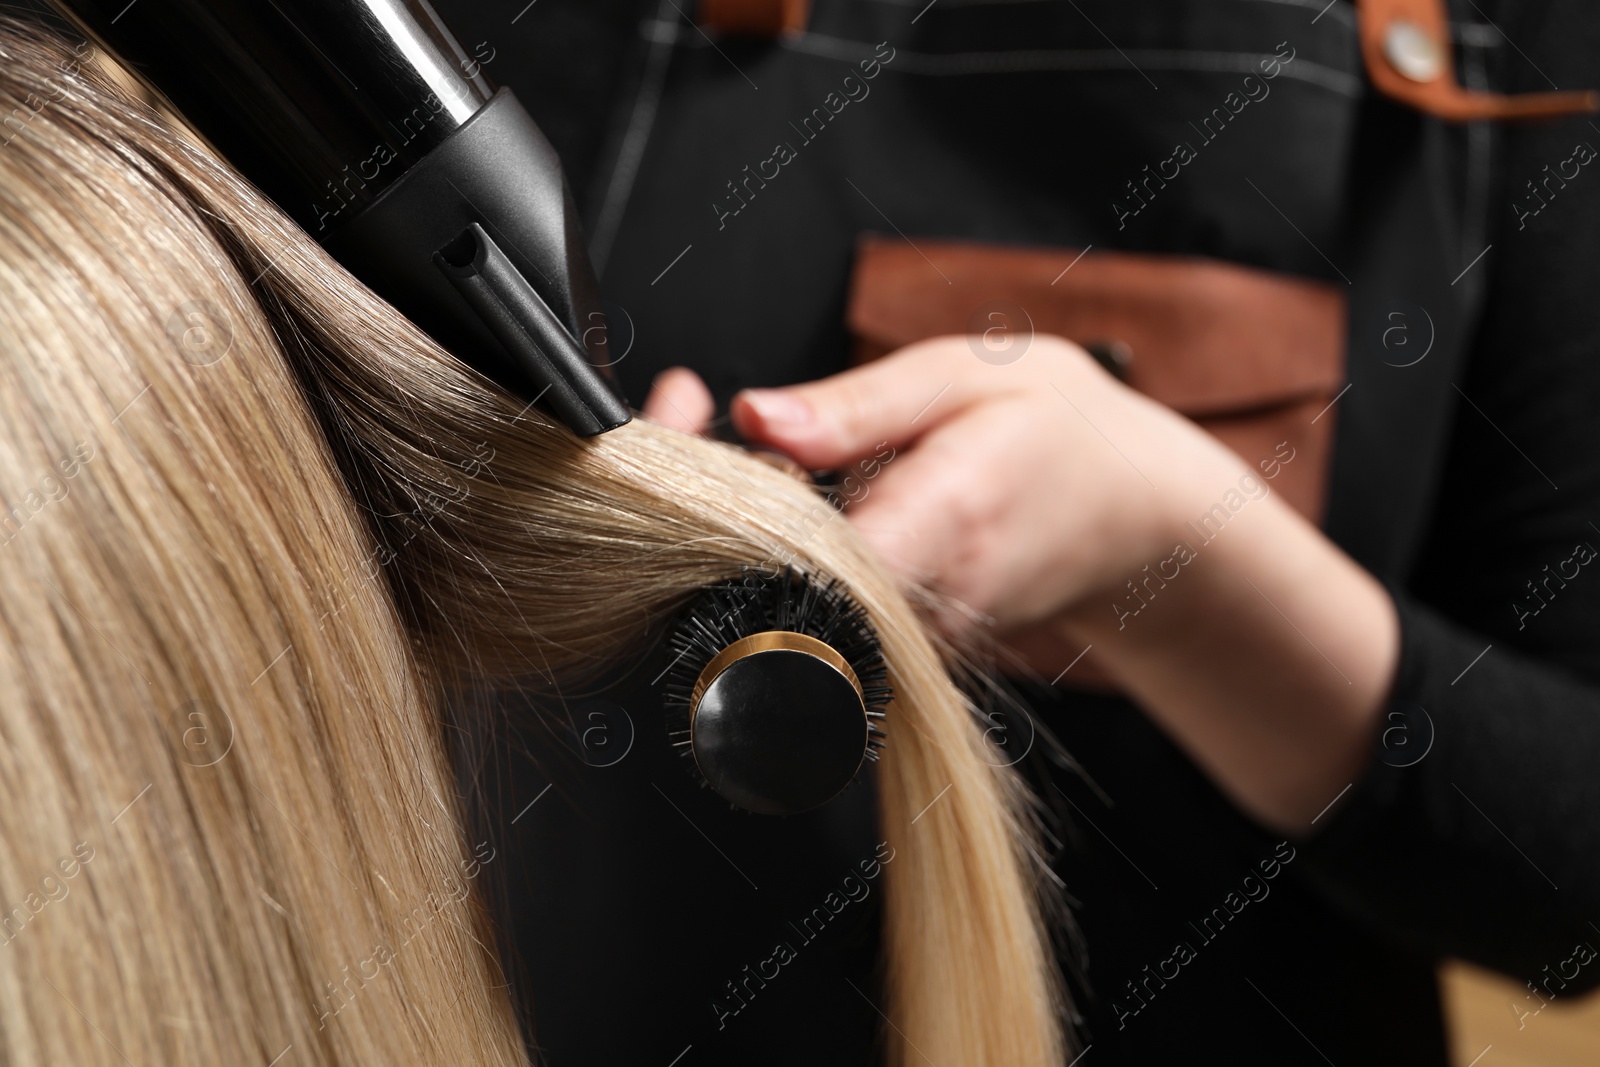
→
(1058, 481, 1400, 834)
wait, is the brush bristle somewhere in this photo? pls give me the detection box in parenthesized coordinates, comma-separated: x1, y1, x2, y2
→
(661, 566, 891, 795)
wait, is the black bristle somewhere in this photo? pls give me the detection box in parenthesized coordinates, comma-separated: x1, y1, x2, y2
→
(661, 566, 892, 798)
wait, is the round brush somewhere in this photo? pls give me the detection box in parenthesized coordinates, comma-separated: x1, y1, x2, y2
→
(662, 567, 891, 815)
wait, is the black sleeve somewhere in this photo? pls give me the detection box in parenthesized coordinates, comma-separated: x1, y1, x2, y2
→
(1299, 0, 1600, 992)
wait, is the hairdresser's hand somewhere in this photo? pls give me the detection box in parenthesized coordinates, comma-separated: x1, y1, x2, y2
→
(643, 344, 1206, 635)
(726, 335, 1401, 835)
(726, 335, 1237, 636)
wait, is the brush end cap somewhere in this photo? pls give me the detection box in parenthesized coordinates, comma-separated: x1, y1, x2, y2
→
(692, 647, 869, 816)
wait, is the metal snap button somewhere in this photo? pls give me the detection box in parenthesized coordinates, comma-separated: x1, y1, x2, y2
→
(1383, 19, 1444, 83)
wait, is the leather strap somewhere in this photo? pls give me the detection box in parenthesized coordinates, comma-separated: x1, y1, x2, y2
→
(1356, 0, 1598, 121)
(696, 0, 810, 37)
(696, 0, 1593, 120)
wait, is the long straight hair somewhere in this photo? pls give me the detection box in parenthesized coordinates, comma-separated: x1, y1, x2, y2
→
(0, 17, 1066, 1065)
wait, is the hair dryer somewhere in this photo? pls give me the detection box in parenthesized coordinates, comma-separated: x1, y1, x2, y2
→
(53, 0, 630, 436)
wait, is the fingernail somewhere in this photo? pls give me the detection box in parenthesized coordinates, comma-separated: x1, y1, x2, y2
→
(740, 389, 814, 428)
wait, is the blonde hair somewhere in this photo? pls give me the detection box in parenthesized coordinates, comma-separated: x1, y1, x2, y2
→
(0, 16, 1065, 1065)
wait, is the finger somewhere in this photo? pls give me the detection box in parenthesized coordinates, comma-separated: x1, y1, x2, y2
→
(847, 469, 990, 646)
(729, 337, 999, 469)
(641, 366, 714, 435)
(837, 434, 967, 591)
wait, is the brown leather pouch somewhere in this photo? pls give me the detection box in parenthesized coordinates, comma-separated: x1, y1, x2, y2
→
(846, 235, 1347, 525)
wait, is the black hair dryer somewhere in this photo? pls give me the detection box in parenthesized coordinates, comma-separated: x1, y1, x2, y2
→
(53, 0, 631, 437)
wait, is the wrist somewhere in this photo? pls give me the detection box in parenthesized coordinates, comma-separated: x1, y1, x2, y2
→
(1074, 430, 1259, 616)
(1058, 485, 1400, 830)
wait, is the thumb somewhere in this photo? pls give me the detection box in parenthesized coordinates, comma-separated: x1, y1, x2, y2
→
(730, 340, 972, 469)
